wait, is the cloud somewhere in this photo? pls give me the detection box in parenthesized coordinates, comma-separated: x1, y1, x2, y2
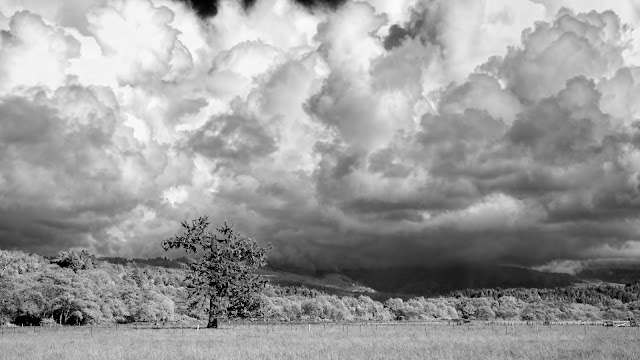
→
(530, 0, 640, 26)
(535, 238, 640, 274)
(480, 9, 627, 103)
(381, 0, 547, 94)
(584, 240, 640, 259)
(533, 259, 586, 275)
(1, 0, 640, 272)
(0, 11, 81, 92)
(177, 0, 348, 18)
(189, 113, 278, 164)
(429, 193, 545, 232)
(438, 74, 523, 125)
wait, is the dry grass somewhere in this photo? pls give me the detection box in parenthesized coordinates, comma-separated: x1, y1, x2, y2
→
(1, 323, 639, 360)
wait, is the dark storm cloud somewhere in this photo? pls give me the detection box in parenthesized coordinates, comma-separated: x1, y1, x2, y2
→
(381, 4, 440, 51)
(178, 0, 347, 18)
(383, 24, 412, 50)
(266, 226, 580, 271)
(0, 208, 111, 255)
(180, 0, 220, 17)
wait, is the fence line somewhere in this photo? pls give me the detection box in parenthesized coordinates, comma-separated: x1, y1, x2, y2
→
(0, 319, 635, 337)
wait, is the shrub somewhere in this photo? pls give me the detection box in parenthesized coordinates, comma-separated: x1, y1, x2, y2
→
(40, 318, 60, 327)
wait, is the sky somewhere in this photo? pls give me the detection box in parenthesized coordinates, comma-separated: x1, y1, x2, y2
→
(1, 0, 640, 274)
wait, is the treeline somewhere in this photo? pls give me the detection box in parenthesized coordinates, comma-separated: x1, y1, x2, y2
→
(1, 250, 189, 325)
(260, 291, 636, 322)
(451, 285, 640, 307)
(2, 249, 640, 326)
(98, 256, 190, 269)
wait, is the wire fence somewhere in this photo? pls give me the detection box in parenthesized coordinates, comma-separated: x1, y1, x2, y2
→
(1, 319, 637, 338)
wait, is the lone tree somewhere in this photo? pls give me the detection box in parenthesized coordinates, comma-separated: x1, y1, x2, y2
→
(162, 216, 271, 328)
(50, 250, 96, 272)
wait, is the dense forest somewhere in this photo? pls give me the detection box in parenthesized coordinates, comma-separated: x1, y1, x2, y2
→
(1, 249, 640, 326)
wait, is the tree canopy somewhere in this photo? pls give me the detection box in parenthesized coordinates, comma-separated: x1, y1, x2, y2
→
(162, 216, 271, 328)
(51, 250, 96, 272)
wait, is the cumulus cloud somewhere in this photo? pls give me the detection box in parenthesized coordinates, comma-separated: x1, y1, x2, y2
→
(481, 9, 627, 103)
(1, 0, 640, 271)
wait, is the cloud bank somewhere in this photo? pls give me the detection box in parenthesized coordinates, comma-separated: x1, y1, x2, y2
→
(1, 0, 640, 271)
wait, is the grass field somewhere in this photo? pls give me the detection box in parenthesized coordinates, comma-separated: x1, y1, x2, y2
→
(1, 323, 639, 360)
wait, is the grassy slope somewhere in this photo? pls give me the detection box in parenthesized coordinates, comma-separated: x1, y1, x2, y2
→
(1, 324, 638, 360)
(258, 268, 378, 296)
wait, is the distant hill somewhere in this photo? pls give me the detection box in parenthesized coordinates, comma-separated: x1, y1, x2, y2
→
(338, 265, 577, 298)
(254, 263, 580, 299)
(96, 257, 379, 297)
(577, 268, 640, 284)
(95, 255, 640, 299)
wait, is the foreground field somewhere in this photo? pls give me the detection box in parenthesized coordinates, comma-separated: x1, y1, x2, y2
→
(1, 323, 639, 360)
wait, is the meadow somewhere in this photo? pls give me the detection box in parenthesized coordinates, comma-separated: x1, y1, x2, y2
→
(1, 322, 639, 360)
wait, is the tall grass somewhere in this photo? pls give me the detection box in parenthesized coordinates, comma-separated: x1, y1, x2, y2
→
(1, 323, 638, 359)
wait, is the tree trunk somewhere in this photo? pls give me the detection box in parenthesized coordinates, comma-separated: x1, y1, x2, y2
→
(207, 297, 218, 328)
(207, 317, 218, 329)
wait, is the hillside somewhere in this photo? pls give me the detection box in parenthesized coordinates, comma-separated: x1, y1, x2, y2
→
(97, 256, 377, 297)
(259, 268, 376, 296)
(98, 254, 640, 299)
(338, 265, 577, 298)
(577, 268, 640, 285)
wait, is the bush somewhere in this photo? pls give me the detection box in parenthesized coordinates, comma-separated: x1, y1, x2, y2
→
(40, 318, 60, 327)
